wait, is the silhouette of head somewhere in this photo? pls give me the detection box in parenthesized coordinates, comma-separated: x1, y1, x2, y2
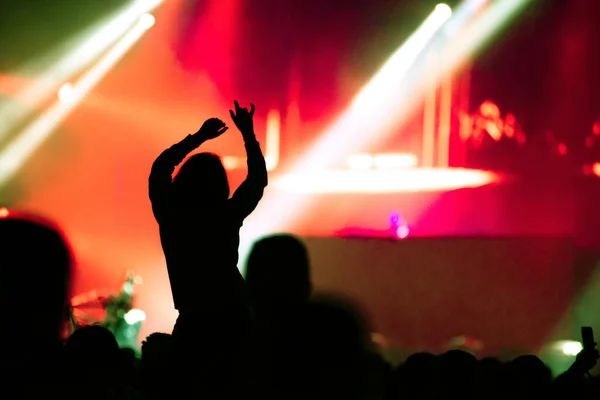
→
(476, 357, 506, 395)
(507, 355, 552, 392)
(172, 152, 230, 205)
(394, 352, 440, 397)
(245, 234, 312, 307)
(0, 212, 71, 349)
(404, 352, 439, 377)
(66, 325, 120, 375)
(299, 297, 371, 398)
(142, 332, 173, 366)
(304, 297, 370, 353)
(141, 333, 175, 395)
(438, 350, 478, 394)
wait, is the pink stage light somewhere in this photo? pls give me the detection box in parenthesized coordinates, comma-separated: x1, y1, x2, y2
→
(396, 225, 410, 239)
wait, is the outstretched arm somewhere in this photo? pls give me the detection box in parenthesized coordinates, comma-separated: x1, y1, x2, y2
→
(148, 134, 204, 212)
(148, 118, 228, 220)
(229, 101, 268, 220)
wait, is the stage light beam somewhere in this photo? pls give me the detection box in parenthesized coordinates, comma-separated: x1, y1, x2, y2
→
(238, 4, 454, 266)
(435, 3, 453, 18)
(139, 13, 156, 29)
(0, 0, 164, 142)
(274, 168, 497, 194)
(301, 3, 453, 171)
(265, 109, 281, 171)
(241, 0, 527, 266)
(0, 14, 157, 187)
(57, 83, 75, 103)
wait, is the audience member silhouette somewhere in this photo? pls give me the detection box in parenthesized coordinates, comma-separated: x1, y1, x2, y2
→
(506, 354, 553, 399)
(149, 101, 267, 395)
(246, 234, 312, 312)
(553, 346, 599, 399)
(438, 349, 478, 399)
(65, 325, 123, 397)
(3, 206, 600, 399)
(0, 211, 72, 395)
(245, 234, 313, 395)
(296, 296, 375, 399)
(393, 352, 440, 399)
(141, 333, 174, 399)
(475, 357, 507, 400)
(149, 101, 267, 313)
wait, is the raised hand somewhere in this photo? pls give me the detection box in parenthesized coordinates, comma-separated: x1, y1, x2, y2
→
(229, 100, 255, 135)
(195, 118, 228, 140)
(572, 346, 600, 374)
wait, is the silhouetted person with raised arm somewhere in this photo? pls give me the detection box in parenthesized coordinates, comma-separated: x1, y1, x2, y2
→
(148, 101, 267, 395)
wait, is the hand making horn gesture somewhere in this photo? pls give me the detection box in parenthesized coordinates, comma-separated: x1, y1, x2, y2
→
(229, 100, 255, 138)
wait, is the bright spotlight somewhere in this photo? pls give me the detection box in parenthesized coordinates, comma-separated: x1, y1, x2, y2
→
(396, 225, 410, 239)
(560, 341, 583, 356)
(138, 13, 156, 29)
(141, 0, 162, 6)
(57, 83, 75, 103)
(436, 3, 453, 18)
(124, 309, 146, 325)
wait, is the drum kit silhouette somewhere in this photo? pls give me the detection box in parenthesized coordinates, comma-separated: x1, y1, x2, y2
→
(65, 270, 145, 348)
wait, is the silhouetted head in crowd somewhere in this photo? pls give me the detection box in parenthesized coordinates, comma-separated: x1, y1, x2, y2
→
(65, 325, 120, 380)
(403, 352, 439, 379)
(507, 355, 552, 395)
(245, 234, 311, 308)
(172, 152, 230, 205)
(142, 332, 173, 367)
(297, 296, 372, 398)
(141, 333, 174, 396)
(393, 352, 440, 398)
(476, 357, 507, 398)
(0, 211, 71, 352)
(438, 349, 478, 396)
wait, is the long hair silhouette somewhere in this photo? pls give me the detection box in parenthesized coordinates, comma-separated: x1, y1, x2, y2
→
(172, 152, 230, 205)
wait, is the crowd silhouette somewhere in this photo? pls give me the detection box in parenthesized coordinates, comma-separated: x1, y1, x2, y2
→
(2, 100, 600, 399)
